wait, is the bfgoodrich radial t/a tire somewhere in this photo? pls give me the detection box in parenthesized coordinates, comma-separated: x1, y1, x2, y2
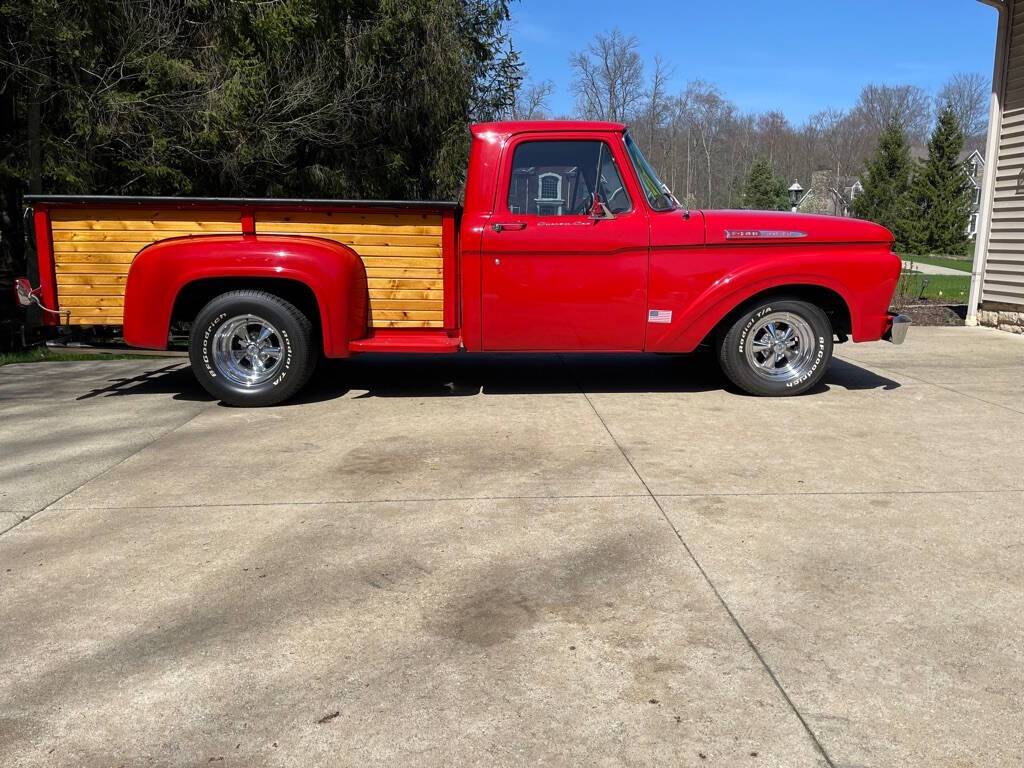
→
(718, 299, 833, 396)
(189, 290, 316, 407)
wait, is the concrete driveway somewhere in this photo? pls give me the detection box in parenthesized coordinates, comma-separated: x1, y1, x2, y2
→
(1, 327, 1022, 767)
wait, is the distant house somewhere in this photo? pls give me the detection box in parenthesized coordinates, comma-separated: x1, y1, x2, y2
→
(794, 169, 859, 217)
(909, 146, 985, 238)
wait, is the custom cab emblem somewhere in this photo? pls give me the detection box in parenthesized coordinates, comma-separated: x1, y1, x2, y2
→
(724, 229, 808, 240)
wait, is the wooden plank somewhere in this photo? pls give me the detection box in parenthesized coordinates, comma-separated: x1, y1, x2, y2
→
(369, 310, 444, 321)
(256, 222, 442, 236)
(67, 316, 123, 326)
(345, 245, 442, 258)
(367, 299, 443, 309)
(53, 230, 223, 242)
(62, 305, 126, 316)
(51, 219, 241, 231)
(359, 256, 441, 268)
(364, 267, 443, 278)
(57, 288, 126, 298)
(50, 208, 241, 222)
(367, 288, 443, 300)
(57, 273, 128, 286)
(285, 232, 443, 247)
(53, 241, 151, 253)
(58, 295, 125, 308)
(54, 252, 136, 264)
(55, 263, 131, 274)
(371, 320, 444, 328)
(258, 211, 441, 227)
(366, 278, 442, 289)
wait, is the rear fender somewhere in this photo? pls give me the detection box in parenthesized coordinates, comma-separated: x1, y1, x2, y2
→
(123, 234, 367, 355)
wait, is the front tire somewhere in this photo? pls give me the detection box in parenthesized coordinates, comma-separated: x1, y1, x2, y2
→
(189, 290, 316, 407)
(718, 299, 833, 396)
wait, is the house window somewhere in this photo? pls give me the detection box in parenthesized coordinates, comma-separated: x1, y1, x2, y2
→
(968, 213, 978, 236)
(506, 139, 631, 216)
(970, 161, 978, 179)
(974, 187, 981, 206)
(537, 172, 564, 215)
(539, 174, 561, 200)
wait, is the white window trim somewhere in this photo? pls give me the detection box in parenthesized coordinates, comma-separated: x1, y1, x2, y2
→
(536, 172, 563, 202)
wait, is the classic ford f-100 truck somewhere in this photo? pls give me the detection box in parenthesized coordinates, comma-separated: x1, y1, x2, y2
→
(17, 120, 909, 406)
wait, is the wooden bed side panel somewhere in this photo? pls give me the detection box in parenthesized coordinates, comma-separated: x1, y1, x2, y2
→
(50, 208, 242, 325)
(256, 210, 445, 328)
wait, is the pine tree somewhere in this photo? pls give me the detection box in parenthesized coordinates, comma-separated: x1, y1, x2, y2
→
(741, 158, 789, 210)
(852, 122, 916, 251)
(910, 106, 973, 255)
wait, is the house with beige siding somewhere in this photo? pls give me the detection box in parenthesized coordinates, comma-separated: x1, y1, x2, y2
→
(970, 0, 1024, 331)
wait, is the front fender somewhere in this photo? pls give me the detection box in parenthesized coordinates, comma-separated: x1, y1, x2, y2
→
(646, 247, 900, 352)
(123, 234, 367, 355)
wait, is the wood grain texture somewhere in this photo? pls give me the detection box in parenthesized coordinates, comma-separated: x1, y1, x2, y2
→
(51, 207, 241, 325)
(257, 210, 445, 329)
(50, 206, 449, 331)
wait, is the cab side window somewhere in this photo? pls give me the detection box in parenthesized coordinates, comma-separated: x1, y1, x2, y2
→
(507, 140, 631, 216)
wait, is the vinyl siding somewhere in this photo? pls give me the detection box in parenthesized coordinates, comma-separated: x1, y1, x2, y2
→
(986, 1, 1024, 308)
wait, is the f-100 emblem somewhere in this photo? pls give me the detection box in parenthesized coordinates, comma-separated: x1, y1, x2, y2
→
(724, 229, 808, 240)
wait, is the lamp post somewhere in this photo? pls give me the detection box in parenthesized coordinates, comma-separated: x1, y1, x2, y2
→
(788, 181, 804, 213)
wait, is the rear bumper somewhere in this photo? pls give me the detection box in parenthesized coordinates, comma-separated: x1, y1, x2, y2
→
(883, 313, 911, 345)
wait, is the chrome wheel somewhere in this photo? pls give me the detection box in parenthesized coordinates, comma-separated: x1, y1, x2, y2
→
(212, 314, 285, 387)
(744, 311, 816, 382)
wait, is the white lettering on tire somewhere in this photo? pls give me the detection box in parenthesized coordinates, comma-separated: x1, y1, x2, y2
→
(784, 335, 825, 388)
(202, 312, 228, 378)
(738, 305, 771, 354)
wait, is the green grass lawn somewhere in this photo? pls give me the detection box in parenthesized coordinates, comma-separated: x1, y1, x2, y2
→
(895, 273, 971, 303)
(904, 254, 973, 272)
(0, 347, 162, 366)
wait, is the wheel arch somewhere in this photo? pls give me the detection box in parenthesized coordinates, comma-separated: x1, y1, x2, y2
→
(171, 276, 322, 343)
(123, 234, 367, 355)
(705, 284, 852, 346)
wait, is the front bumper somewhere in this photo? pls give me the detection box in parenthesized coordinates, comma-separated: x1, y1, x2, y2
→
(883, 313, 911, 345)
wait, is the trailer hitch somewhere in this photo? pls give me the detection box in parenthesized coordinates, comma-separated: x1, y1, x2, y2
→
(14, 278, 70, 324)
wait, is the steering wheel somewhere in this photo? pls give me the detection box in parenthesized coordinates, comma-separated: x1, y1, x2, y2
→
(605, 185, 626, 210)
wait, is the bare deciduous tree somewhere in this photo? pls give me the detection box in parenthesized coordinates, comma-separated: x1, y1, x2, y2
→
(756, 110, 789, 166)
(854, 83, 932, 145)
(937, 72, 989, 140)
(569, 28, 643, 122)
(681, 79, 733, 206)
(511, 78, 555, 120)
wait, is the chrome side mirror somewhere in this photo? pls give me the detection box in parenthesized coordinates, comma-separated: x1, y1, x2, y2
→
(588, 200, 616, 222)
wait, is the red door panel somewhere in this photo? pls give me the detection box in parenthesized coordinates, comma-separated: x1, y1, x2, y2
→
(481, 217, 649, 350)
(480, 135, 650, 351)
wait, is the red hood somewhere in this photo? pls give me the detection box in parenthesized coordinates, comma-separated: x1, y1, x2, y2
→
(701, 210, 893, 246)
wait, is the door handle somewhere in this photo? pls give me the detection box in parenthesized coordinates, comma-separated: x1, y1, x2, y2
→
(491, 222, 526, 232)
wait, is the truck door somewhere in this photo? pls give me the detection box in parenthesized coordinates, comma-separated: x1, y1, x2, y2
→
(480, 136, 649, 351)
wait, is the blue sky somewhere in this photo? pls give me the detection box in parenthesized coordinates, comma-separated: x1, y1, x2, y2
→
(510, 0, 999, 123)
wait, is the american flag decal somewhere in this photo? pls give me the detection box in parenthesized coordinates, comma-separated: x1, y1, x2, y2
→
(648, 309, 672, 324)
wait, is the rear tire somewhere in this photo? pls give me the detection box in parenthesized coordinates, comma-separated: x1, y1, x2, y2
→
(717, 299, 833, 396)
(189, 290, 316, 407)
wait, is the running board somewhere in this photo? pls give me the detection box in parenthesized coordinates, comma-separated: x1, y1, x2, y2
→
(348, 332, 461, 354)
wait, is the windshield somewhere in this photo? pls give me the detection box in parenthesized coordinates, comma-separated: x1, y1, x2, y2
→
(624, 132, 675, 211)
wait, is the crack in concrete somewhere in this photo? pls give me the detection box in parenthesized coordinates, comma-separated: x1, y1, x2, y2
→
(566, 359, 838, 768)
(835, 352, 1024, 417)
(43, 486, 1024, 513)
(0, 404, 214, 540)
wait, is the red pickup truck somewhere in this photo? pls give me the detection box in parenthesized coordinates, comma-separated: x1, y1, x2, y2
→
(17, 120, 909, 406)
